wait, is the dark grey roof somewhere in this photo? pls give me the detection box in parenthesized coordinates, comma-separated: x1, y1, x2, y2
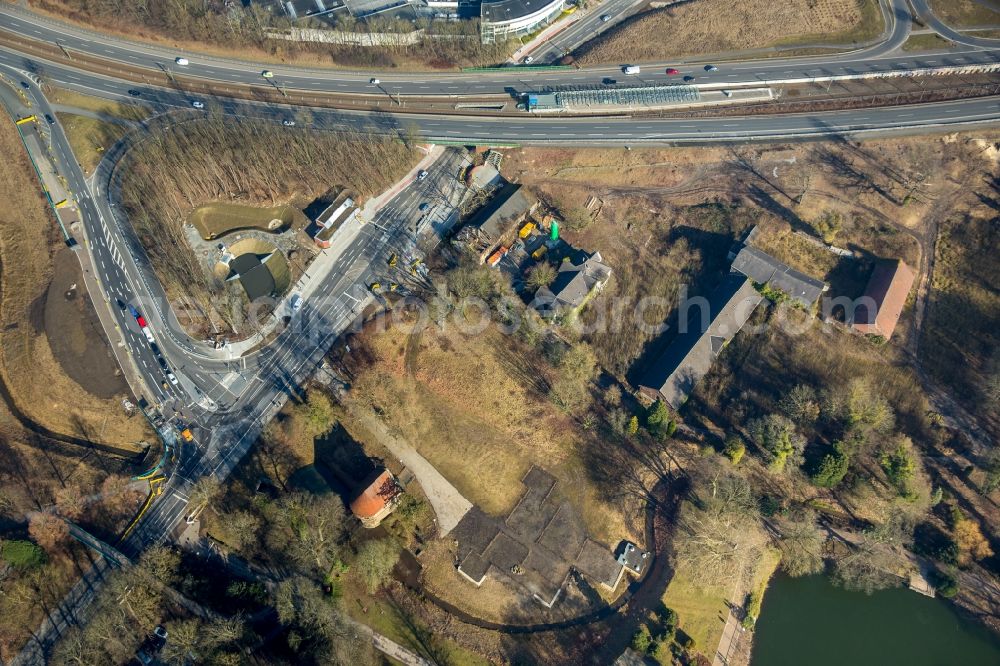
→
(616, 541, 649, 575)
(481, 0, 561, 23)
(731, 246, 825, 306)
(639, 274, 763, 408)
(468, 182, 534, 241)
(229, 253, 276, 301)
(731, 245, 778, 283)
(535, 251, 612, 312)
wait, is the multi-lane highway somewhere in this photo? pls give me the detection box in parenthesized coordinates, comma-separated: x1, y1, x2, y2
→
(3, 0, 999, 98)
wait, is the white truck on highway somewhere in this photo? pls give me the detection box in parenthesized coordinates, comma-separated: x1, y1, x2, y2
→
(623, 65, 640, 75)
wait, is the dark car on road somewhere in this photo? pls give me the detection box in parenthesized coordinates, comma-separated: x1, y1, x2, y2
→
(127, 89, 141, 97)
(602, 78, 617, 85)
(45, 114, 54, 124)
(20, 81, 29, 89)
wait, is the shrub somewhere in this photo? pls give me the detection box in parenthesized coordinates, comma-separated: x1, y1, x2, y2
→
(631, 626, 652, 653)
(0, 539, 47, 569)
(930, 570, 959, 598)
(812, 444, 850, 488)
(724, 436, 746, 465)
(645, 400, 676, 439)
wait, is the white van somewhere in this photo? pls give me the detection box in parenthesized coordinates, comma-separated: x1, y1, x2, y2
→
(623, 65, 640, 75)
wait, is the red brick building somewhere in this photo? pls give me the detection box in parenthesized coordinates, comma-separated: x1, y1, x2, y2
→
(852, 259, 915, 340)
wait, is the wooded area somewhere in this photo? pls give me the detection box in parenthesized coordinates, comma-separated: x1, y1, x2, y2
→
(117, 117, 416, 332)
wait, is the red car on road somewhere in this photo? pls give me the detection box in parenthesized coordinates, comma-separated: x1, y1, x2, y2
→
(665, 68, 680, 75)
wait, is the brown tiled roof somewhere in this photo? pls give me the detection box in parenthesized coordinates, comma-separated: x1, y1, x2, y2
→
(349, 469, 399, 519)
(852, 260, 915, 340)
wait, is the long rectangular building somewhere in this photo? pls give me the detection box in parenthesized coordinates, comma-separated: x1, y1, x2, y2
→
(638, 274, 763, 408)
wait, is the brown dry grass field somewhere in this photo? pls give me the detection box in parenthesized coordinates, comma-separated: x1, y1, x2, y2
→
(346, 324, 643, 547)
(46, 87, 149, 122)
(501, 134, 952, 377)
(0, 118, 149, 449)
(55, 113, 126, 175)
(576, 0, 881, 64)
(929, 0, 1000, 27)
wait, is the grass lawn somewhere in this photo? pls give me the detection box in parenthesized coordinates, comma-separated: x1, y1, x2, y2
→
(188, 202, 308, 240)
(662, 561, 730, 657)
(46, 86, 150, 121)
(576, 0, 882, 64)
(901, 33, 955, 51)
(348, 324, 642, 547)
(662, 547, 780, 661)
(56, 113, 126, 175)
(928, 0, 1000, 27)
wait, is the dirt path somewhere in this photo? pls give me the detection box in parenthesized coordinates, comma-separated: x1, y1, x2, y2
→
(347, 406, 472, 535)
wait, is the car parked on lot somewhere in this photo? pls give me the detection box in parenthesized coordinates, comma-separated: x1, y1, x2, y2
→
(523, 56, 534, 64)
(175, 57, 189, 66)
(417, 169, 428, 181)
(419, 202, 429, 212)
(282, 119, 296, 126)
(290, 293, 303, 313)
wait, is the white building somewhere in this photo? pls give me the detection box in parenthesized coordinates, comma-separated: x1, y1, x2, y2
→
(480, 0, 564, 44)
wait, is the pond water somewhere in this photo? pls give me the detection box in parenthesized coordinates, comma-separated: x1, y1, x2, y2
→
(751, 574, 1000, 666)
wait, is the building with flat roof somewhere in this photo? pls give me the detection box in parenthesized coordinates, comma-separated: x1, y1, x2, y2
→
(480, 0, 564, 43)
(851, 259, 915, 340)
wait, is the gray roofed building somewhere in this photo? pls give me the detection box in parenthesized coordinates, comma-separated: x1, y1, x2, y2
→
(455, 182, 537, 263)
(226, 252, 278, 301)
(731, 245, 826, 306)
(534, 251, 612, 316)
(638, 274, 763, 408)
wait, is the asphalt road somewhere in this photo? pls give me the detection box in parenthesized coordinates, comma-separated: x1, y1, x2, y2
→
(526, 0, 649, 64)
(3, 0, 998, 98)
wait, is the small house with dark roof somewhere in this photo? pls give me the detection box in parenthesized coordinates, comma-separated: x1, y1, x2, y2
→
(851, 259, 915, 340)
(349, 468, 403, 528)
(226, 252, 278, 301)
(616, 541, 650, 577)
(638, 273, 763, 408)
(533, 250, 612, 318)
